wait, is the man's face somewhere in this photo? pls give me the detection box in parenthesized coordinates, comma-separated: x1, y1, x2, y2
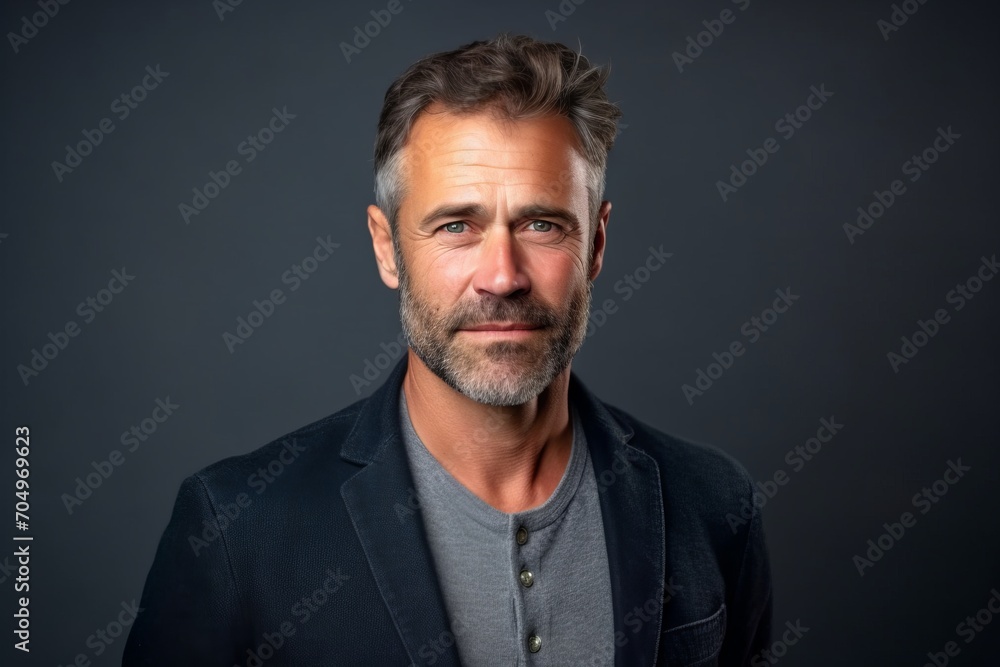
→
(383, 104, 608, 406)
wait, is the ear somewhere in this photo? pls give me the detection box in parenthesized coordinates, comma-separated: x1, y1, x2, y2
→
(588, 200, 611, 281)
(368, 204, 399, 290)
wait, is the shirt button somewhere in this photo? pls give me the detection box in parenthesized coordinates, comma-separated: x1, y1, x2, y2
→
(519, 569, 534, 587)
(516, 526, 528, 545)
(527, 634, 542, 653)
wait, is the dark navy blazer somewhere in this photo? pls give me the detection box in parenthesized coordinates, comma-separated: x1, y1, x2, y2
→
(123, 355, 771, 666)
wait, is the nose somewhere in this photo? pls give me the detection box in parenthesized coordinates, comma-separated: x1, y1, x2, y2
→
(471, 227, 529, 298)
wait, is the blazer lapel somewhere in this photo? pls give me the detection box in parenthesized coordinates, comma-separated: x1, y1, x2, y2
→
(340, 355, 462, 667)
(570, 372, 666, 667)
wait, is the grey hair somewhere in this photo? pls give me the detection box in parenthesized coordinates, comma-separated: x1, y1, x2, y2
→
(372, 32, 623, 258)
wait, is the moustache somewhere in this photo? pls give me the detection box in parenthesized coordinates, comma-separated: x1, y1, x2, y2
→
(449, 297, 559, 331)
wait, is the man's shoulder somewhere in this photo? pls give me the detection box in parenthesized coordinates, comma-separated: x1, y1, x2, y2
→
(601, 400, 754, 505)
(596, 399, 763, 553)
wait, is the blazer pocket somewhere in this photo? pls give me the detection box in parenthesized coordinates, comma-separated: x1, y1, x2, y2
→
(660, 603, 726, 667)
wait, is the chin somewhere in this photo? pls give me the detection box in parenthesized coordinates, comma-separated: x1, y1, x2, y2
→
(460, 386, 543, 408)
(460, 367, 556, 405)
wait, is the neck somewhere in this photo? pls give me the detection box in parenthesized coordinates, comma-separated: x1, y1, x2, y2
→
(401, 349, 574, 513)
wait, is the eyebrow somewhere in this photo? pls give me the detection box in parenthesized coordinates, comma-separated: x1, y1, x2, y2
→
(417, 203, 583, 231)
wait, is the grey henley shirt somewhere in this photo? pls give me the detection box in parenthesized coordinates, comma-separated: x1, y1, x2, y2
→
(398, 387, 615, 666)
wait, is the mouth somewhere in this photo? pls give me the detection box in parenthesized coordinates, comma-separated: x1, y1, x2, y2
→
(460, 322, 541, 332)
(457, 322, 544, 339)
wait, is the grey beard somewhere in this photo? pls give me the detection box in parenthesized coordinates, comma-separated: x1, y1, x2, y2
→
(396, 253, 592, 407)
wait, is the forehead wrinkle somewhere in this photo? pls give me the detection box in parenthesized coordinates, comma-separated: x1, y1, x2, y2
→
(435, 154, 583, 178)
(439, 162, 569, 174)
(437, 172, 572, 191)
(431, 164, 588, 210)
(412, 125, 584, 174)
(434, 178, 583, 209)
(433, 150, 567, 171)
(434, 144, 543, 156)
(435, 158, 578, 180)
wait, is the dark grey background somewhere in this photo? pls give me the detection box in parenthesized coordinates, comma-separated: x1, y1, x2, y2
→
(2, 0, 998, 664)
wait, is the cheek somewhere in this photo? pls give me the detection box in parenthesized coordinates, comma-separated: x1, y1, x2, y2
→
(415, 233, 478, 268)
(405, 256, 469, 312)
(534, 253, 586, 295)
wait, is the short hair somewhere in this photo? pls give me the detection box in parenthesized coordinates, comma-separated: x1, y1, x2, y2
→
(373, 32, 623, 255)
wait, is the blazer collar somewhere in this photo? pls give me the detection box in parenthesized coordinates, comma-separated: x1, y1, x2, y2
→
(340, 354, 665, 666)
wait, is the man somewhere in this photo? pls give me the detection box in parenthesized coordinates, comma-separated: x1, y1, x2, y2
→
(124, 33, 771, 666)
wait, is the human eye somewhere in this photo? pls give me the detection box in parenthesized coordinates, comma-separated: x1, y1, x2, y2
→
(441, 221, 467, 234)
(528, 220, 558, 233)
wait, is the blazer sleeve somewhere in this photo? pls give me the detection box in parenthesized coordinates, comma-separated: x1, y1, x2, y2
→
(122, 473, 250, 666)
(720, 490, 773, 666)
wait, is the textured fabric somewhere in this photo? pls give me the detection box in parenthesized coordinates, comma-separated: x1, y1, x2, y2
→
(398, 388, 615, 666)
(122, 354, 772, 666)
